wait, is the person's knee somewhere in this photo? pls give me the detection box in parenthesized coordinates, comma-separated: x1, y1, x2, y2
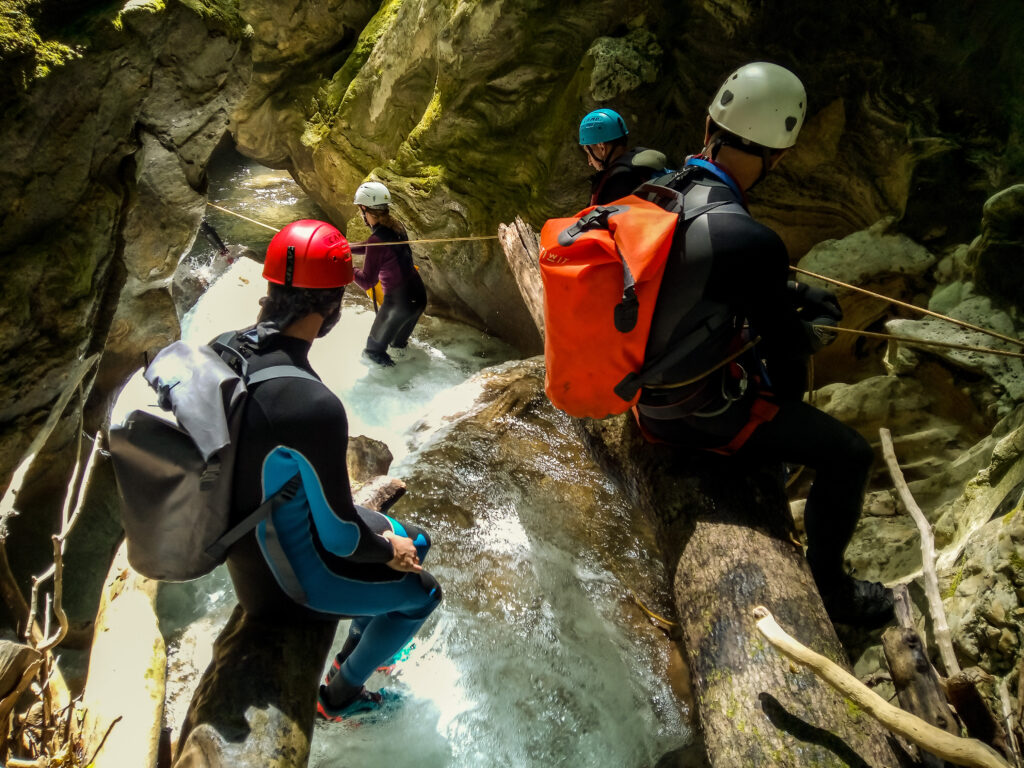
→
(844, 429, 874, 475)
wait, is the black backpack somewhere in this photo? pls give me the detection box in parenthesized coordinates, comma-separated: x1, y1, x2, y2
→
(107, 332, 317, 581)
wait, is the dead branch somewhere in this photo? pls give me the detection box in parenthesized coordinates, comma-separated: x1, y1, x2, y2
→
(879, 427, 960, 676)
(999, 676, 1022, 768)
(497, 217, 545, 342)
(0, 354, 100, 535)
(754, 605, 1010, 768)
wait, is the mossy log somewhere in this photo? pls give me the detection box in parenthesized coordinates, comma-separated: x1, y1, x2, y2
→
(577, 416, 899, 766)
(78, 541, 166, 768)
(498, 221, 898, 765)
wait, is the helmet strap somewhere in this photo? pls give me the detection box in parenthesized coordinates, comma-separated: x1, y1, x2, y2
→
(747, 147, 773, 193)
(585, 145, 607, 170)
(285, 246, 295, 287)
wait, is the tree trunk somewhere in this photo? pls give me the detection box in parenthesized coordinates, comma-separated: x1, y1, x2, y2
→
(78, 541, 166, 768)
(881, 625, 960, 767)
(171, 605, 336, 768)
(579, 416, 899, 766)
(500, 220, 899, 766)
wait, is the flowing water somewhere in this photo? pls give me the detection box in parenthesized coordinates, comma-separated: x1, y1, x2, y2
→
(148, 152, 691, 767)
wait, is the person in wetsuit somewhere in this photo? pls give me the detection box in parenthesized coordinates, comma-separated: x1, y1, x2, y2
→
(224, 219, 442, 721)
(579, 108, 670, 205)
(349, 181, 427, 367)
(635, 62, 893, 628)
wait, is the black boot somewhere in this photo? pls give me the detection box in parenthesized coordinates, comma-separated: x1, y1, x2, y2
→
(817, 575, 895, 629)
(363, 348, 395, 367)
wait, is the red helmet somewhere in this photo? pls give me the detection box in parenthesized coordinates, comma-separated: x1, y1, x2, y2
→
(263, 220, 354, 289)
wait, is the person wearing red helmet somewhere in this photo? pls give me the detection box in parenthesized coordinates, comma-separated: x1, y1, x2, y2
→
(220, 219, 442, 722)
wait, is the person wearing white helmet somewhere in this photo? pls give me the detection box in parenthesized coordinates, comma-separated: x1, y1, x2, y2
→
(578, 108, 671, 206)
(350, 181, 427, 367)
(634, 62, 893, 629)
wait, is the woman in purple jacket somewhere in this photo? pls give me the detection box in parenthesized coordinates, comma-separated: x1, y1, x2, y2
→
(350, 182, 428, 367)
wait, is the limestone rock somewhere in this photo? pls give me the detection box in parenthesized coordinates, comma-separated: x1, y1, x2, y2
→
(971, 185, 1024, 308)
(943, 510, 1024, 674)
(796, 219, 937, 384)
(346, 434, 394, 483)
(0, 2, 251, 514)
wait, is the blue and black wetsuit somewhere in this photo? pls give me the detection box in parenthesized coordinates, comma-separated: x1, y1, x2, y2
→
(226, 330, 441, 687)
(637, 159, 874, 591)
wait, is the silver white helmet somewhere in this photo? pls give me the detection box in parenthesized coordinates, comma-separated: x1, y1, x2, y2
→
(353, 181, 392, 210)
(708, 62, 806, 150)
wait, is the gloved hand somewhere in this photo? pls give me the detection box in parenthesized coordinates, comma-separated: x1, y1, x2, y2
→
(805, 316, 839, 351)
(787, 281, 843, 322)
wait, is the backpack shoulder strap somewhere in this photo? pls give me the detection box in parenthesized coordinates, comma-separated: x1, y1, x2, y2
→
(245, 365, 320, 387)
(612, 183, 739, 401)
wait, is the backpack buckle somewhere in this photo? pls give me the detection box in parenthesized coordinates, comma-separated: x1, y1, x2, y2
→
(557, 205, 626, 246)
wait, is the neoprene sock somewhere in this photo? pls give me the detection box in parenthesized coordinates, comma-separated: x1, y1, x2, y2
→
(324, 671, 363, 708)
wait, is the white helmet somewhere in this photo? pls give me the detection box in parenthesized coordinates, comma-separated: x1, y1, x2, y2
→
(353, 181, 392, 210)
(708, 62, 806, 150)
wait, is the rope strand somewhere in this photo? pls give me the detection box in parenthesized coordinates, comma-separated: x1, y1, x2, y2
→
(205, 202, 498, 247)
(819, 325, 1024, 359)
(791, 265, 1024, 349)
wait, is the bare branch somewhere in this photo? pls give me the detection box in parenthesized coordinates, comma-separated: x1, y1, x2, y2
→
(879, 427, 960, 677)
(754, 606, 1010, 768)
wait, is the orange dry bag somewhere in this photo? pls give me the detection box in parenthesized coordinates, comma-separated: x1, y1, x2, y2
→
(539, 195, 680, 419)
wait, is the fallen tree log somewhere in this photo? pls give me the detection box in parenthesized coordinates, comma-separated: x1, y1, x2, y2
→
(78, 540, 166, 768)
(172, 475, 405, 768)
(501, 220, 898, 766)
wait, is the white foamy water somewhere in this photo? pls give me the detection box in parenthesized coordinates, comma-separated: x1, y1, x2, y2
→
(151, 155, 690, 767)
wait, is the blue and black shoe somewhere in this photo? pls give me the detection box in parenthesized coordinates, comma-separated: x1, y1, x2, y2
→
(315, 685, 401, 723)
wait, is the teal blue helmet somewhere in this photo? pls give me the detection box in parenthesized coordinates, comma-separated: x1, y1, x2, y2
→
(579, 109, 628, 145)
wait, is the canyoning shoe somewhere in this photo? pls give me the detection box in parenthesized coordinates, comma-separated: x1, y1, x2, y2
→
(316, 685, 401, 723)
(324, 656, 343, 686)
(362, 349, 396, 367)
(820, 577, 895, 629)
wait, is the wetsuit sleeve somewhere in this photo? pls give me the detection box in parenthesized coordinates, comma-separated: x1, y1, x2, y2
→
(258, 381, 395, 563)
(352, 234, 384, 291)
(736, 227, 813, 399)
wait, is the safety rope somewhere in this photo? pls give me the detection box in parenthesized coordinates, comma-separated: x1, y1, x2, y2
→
(818, 325, 1024, 359)
(205, 201, 499, 248)
(791, 265, 1024, 350)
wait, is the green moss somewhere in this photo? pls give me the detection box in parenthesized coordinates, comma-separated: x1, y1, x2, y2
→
(112, 0, 165, 31)
(302, 0, 405, 148)
(0, 1, 82, 90)
(944, 560, 966, 599)
(844, 697, 863, 722)
(406, 88, 442, 146)
(177, 0, 249, 37)
(1009, 548, 1024, 576)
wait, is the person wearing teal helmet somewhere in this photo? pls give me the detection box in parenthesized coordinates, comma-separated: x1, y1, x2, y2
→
(578, 108, 670, 205)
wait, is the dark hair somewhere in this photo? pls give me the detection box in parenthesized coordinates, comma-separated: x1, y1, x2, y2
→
(365, 208, 407, 237)
(258, 283, 344, 328)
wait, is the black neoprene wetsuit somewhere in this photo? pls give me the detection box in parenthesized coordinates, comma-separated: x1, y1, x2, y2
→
(589, 147, 665, 205)
(636, 160, 874, 587)
(225, 330, 441, 686)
